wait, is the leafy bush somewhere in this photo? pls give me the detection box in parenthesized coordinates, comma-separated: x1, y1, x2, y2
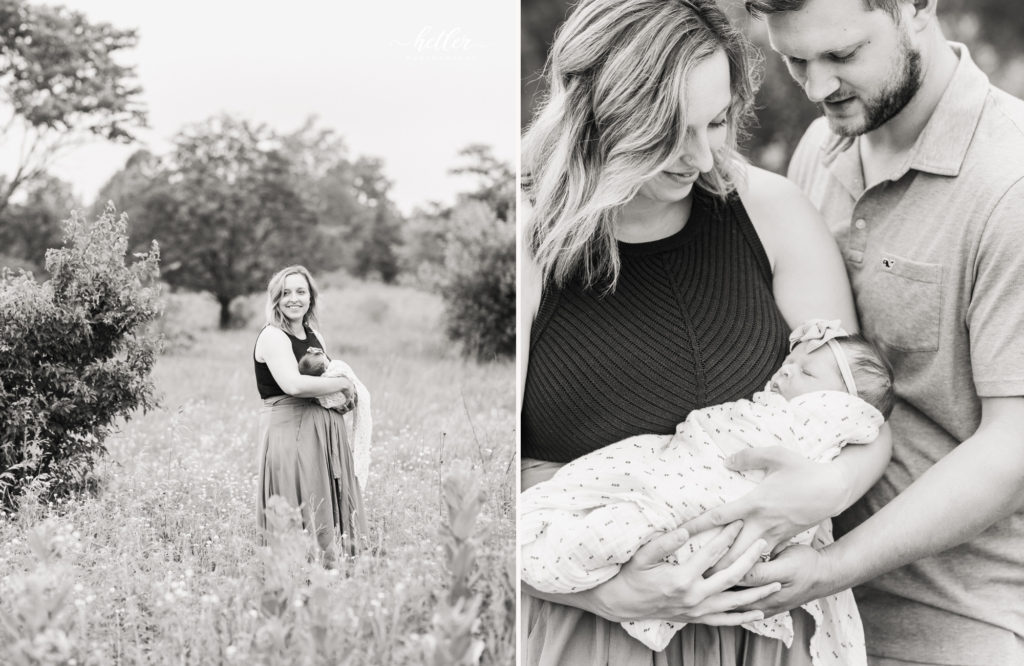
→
(440, 200, 515, 361)
(0, 206, 161, 510)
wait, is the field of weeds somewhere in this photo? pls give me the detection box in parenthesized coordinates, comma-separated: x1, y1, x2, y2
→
(0, 280, 516, 665)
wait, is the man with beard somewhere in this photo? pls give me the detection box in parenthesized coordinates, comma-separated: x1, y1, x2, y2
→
(682, 0, 1024, 664)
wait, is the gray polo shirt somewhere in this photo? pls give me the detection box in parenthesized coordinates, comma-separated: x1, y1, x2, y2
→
(788, 44, 1024, 665)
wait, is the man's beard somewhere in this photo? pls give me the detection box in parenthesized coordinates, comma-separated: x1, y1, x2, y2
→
(825, 36, 924, 137)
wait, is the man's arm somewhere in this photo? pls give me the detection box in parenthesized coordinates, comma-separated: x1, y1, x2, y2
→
(743, 396, 1024, 614)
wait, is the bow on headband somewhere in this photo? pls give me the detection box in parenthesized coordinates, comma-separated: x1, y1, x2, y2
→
(788, 319, 858, 397)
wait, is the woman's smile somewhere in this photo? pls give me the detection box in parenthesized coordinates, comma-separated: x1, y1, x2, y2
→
(662, 168, 699, 185)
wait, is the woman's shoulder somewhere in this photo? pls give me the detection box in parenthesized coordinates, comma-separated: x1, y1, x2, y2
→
(258, 324, 287, 341)
(735, 165, 827, 269)
(256, 324, 291, 351)
(736, 165, 813, 221)
(254, 325, 288, 363)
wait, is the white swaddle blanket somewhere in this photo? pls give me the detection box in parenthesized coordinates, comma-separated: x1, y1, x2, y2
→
(520, 390, 882, 664)
(316, 359, 372, 491)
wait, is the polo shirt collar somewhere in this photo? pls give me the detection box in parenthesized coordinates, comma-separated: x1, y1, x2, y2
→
(818, 42, 990, 190)
(905, 43, 989, 177)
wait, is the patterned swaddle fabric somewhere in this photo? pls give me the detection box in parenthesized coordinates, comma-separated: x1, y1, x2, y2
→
(520, 390, 883, 665)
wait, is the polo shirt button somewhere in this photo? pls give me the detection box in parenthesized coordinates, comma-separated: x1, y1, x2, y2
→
(854, 218, 867, 230)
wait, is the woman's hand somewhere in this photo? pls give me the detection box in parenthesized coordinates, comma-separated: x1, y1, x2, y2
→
(585, 521, 782, 625)
(681, 447, 850, 573)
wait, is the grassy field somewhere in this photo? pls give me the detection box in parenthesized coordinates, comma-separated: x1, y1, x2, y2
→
(0, 280, 516, 665)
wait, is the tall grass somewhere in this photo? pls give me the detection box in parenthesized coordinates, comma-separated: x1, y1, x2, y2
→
(0, 281, 515, 665)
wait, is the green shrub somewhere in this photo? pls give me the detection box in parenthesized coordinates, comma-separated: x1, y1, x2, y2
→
(0, 206, 161, 510)
(440, 200, 515, 361)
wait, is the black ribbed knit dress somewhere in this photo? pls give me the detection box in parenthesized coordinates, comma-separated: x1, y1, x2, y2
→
(521, 189, 811, 666)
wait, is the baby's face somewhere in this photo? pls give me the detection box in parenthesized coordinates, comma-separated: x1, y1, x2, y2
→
(769, 342, 846, 400)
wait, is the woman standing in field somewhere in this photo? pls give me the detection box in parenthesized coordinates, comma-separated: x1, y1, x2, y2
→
(519, 0, 891, 663)
(253, 265, 366, 563)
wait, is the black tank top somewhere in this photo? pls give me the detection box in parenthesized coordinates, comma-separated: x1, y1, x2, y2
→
(521, 189, 790, 463)
(254, 325, 319, 399)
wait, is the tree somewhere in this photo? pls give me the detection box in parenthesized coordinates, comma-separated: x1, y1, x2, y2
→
(278, 118, 404, 281)
(95, 116, 406, 321)
(280, 118, 360, 272)
(127, 116, 319, 329)
(448, 144, 515, 222)
(402, 145, 515, 359)
(350, 156, 403, 283)
(92, 149, 162, 220)
(92, 149, 172, 258)
(0, 173, 80, 269)
(0, 0, 146, 216)
(439, 199, 515, 361)
(400, 201, 452, 287)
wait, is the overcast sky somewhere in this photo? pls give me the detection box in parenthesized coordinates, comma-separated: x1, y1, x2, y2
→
(13, 0, 518, 214)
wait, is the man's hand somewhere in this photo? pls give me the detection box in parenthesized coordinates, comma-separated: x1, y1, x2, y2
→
(734, 544, 838, 617)
(681, 446, 850, 572)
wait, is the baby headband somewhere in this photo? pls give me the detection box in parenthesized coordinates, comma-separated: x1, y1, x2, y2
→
(788, 319, 858, 398)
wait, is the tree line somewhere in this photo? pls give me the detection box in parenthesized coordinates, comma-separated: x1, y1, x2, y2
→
(1, 0, 513, 360)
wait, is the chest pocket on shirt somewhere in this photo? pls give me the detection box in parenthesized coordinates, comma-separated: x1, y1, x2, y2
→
(859, 253, 943, 353)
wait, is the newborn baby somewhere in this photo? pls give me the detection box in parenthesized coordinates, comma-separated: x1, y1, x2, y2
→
(520, 320, 894, 664)
(297, 347, 355, 413)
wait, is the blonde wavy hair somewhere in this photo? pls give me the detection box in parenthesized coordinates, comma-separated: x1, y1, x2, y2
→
(522, 0, 761, 290)
(264, 265, 320, 333)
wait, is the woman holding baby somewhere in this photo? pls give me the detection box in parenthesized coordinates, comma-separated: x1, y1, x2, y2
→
(253, 265, 367, 564)
(519, 0, 891, 663)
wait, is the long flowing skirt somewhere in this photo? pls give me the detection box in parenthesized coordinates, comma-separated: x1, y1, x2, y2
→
(257, 396, 367, 558)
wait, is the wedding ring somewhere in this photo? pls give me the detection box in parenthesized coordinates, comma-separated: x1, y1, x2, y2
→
(759, 551, 772, 562)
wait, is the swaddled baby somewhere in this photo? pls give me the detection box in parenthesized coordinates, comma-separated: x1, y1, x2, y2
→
(520, 320, 894, 665)
(297, 347, 355, 412)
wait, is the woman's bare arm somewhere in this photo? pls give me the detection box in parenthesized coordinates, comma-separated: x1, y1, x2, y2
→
(256, 326, 353, 398)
